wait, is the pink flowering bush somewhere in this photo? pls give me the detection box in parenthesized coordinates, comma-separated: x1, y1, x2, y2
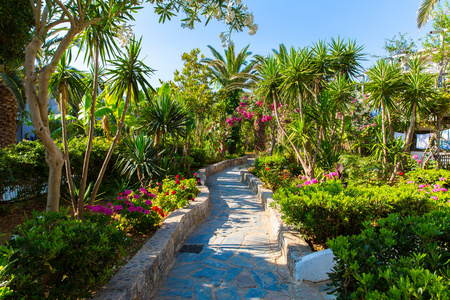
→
(226, 93, 274, 128)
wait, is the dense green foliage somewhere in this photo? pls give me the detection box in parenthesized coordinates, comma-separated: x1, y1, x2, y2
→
(153, 176, 199, 213)
(1, 209, 128, 299)
(273, 179, 448, 244)
(0, 141, 47, 200)
(328, 210, 450, 299)
(0, 0, 33, 65)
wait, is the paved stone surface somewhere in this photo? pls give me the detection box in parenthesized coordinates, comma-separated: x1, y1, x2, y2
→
(154, 163, 331, 299)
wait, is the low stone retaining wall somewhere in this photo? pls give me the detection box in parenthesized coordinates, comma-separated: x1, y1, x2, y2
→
(240, 171, 315, 281)
(94, 156, 248, 300)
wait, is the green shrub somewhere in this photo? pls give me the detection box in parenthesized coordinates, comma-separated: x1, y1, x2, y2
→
(190, 148, 207, 167)
(0, 140, 47, 200)
(328, 210, 450, 299)
(2, 209, 128, 299)
(0, 245, 14, 298)
(153, 176, 199, 213)
(273, 180, 447, 244)
(403, 169, 450, 185)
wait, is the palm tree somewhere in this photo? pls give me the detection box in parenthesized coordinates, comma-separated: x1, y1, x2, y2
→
(389, 56, 436, 182)
(0, 65, 25, 148)
(137, 84, 190, 152)
(116, 134, 160, 188)
(89, 36, 155, 205)
(48, 50, 86, 208)
(417, 0, 440, 29)
(202, 43, 257, 153)
(365, 59, 404, 170)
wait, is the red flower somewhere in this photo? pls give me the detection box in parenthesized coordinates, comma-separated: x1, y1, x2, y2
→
(191, 197, 195, 201)
(175, 175, 180, 180)
(165, 192, 169, 196)
(399, 172, 404, 176)
(172, 190, 176, 195)
(182, 177, 185, 180)
(175, 179, 180, 184)
(266, 167, 270, 170)
(181, 185, 185, 189)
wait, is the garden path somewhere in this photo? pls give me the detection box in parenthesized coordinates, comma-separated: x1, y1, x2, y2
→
(153, 162, 331, 299)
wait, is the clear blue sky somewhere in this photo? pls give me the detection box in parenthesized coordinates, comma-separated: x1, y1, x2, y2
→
(109, 1, 435, 87)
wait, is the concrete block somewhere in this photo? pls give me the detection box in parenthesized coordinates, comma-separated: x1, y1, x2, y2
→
(295, 249, 335, 282)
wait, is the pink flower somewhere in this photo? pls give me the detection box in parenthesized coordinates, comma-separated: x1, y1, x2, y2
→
(256, 100, 262, 106)
(412, 155, 419, 159)
(175, 179, 180, 184)
(157, 182, 162, 186)
(434, 184, 441, 188)
(115, 205, 123, 211)
(128, 206, 135, 212)
(124, 190, 132, 195)
(311, 178, 318, 184)
(431, 196, 438, 200)
(418, 184, 426, 188)
(417, 160, 422, 163)
(407, 181, 414, 184)
(145, 200, 152, 206)
(144, 210, 151, 214)
(304, 181, 311, 186)
(139, 187, 147, 193)
(193, 173, 198, 176)
(136, 206, 144, 213)
(297, 184, 303, 188)
(134, 194, 140, 199)
(440, 177, 446, 181)
(117, 196, 123, 200)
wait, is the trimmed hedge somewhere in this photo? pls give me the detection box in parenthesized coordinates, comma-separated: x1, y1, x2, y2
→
(273, 180, 448, 244)
(328, 210, 450, 299)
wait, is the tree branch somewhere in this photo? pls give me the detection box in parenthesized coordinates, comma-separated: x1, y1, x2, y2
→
(53, 0, 75, 26)
(80, 17, 103, 30)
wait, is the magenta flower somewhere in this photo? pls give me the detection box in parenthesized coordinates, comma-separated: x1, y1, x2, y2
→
(84, 204, 92, 209)
(104, 209, 113, 216)
(136, 206, 143, 213)
(124, 190, 132, 195)
(144, 210, 151, 214)
(431, 196, 438, 200)
(412, 155, 419, 159)
(134, 194, 140, 199)
(417, 160, 422, 163)
(311, 178, 318, 184)
(115, 205, 123, 211)
(139, 187, 147, 193)
(304, 181, 311, 186)
(441, 188, 448, 192)
(418, 184, 426, 189)
(128, 206, 135, 212)
(145, 200, 152, 206)
(434, 184, 441, 188)
(440, 177, 446, 181)
(157, 182, 162, 186)
(117, 196, 123, 200)
(407, 181, 414, 184)
(297, 184, 303, 188)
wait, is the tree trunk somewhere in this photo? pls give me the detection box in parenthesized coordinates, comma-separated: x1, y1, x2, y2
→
(60, 84, 76, 208)
(89, 86, 132, 205)
(269, 121, 276, 156)
(78, 40, 100, 216)
(254, 118, 266, 153)
(381, 102, 388, 170)
(0, 82, 18, 148)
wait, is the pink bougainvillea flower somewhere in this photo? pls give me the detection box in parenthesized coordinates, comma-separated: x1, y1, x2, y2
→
(128, 206, 135, 212)
(311, 178, 318, 184)
(117, 196, 123, 200)
(297, 184, 303, 188)
(418, 184, 426, 189)
(144, 210, 151, 214)
(304, 181, 311, 186)
(133, 194, 139, 199)
(417, 160, 422, 163)
(124, 190, 132, 195)
(136, 206, 144, 213)
(139, 187, 147, 194)
(440, 177, 446, 181)
(431, 196, 438, 200)
(407, 181, 414, 184)
(434, 184, 441, 188)
(412, 155, 419, 159)
(145, 200, 152, 206)
(115, 205, 123, 211)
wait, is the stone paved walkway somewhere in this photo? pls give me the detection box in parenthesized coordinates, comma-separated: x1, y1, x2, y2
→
(154, 163, 330, 299)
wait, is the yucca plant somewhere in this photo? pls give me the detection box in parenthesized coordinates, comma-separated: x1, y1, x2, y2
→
(116, 134, 161, 188)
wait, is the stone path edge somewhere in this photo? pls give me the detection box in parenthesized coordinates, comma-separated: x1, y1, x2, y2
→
(93, 156, 248, 300)
(239, 170, 313, 281)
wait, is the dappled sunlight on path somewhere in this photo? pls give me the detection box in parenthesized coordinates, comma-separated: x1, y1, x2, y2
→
(153, 164, 330, 299)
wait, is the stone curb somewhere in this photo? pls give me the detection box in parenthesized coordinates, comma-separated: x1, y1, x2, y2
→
(239, 170, 314, 281)
(94, 156, 248, 300)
